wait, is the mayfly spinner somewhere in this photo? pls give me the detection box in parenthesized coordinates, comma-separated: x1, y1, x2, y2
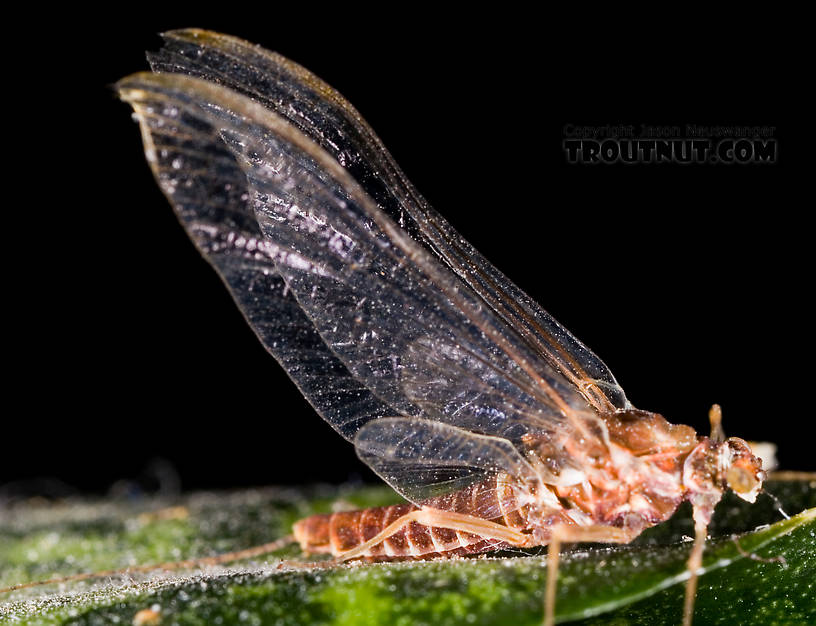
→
(116, 30, 765, 625)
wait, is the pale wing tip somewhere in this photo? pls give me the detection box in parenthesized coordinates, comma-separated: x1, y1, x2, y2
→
(115, 71, 153, 91)
(160, 27, 215, 41)
(115, 72, 177, 106)
(115, 72, 208, 102)
(115, 29, 249, 99)
(158, 28, 250, 50)
(114, 72, 153, 106)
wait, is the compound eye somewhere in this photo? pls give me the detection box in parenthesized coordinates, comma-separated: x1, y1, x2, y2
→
(726, 465, 759, 495)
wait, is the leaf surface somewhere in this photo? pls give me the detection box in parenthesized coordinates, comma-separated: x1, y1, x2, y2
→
(1, 476, 813, 625)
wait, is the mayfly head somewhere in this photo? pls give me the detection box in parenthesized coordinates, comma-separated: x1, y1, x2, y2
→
(683, 436, 766, 509)
(721, 437, 766, 502)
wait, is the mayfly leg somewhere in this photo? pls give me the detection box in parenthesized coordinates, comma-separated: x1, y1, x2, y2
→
(682, 521, 708, 626)
(543, 524, 637, 626)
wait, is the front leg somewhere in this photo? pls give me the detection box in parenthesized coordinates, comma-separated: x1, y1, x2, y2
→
(544, 523, 640, 626)
(682, 521, 708, 626)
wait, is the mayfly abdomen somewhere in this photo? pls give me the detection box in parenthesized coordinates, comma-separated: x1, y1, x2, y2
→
(293, 503, 506, 559)
(293, 478, 523, 559)
(293, 503, 414, 556)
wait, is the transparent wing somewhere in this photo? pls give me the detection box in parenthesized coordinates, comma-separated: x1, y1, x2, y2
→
(118, 68, 605, 508)
(118, 79, 393, 441)
(356, 418, 540, 519)
(146, 29, 628, 414)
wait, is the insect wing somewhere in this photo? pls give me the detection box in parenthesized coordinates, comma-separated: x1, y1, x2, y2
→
(356, 418, 540, 519)
(118, 80, 394, 440)
(147, 29, 628, 414)
(118, 66, 600, 507)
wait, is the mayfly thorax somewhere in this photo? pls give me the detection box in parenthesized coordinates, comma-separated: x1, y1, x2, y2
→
(115, 30, 766, 625)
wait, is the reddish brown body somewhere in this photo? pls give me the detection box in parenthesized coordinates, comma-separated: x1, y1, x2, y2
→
(294, 477, 524, 559)
(294, 503, 504, 559)
(293, 409, 764, 562)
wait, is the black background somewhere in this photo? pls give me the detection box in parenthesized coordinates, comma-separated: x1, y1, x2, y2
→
(3, 9, 808, 498)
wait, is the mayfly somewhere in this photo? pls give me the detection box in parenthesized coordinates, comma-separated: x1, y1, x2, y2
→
(115, 30, 765, 625)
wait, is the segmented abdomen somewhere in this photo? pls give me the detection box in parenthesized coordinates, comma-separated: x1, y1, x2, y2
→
(293, 477, 526, 559)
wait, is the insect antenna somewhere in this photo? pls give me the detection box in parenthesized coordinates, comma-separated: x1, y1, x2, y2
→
(762, 487, 790, 520)
(708, 404, 725, 442)
(731, 535, 788, 568)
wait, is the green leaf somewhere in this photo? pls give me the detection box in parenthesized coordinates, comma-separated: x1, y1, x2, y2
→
(1, 477, 814, 625)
